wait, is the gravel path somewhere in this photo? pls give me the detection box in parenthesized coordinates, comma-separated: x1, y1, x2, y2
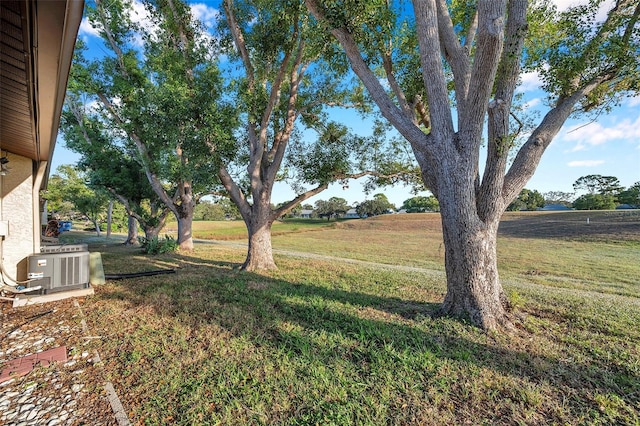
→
(0, 299, 120, 425)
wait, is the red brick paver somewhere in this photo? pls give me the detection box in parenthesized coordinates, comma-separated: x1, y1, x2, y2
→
(0, 345, 67, 383)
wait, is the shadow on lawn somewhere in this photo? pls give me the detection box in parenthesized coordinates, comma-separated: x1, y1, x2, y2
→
(95, 251, 639, 421)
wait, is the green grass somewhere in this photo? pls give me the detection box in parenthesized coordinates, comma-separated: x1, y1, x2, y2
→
(73, 211, 639, 425)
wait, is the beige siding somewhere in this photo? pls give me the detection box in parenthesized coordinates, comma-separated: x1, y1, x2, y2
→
(1, 153, 35, 282)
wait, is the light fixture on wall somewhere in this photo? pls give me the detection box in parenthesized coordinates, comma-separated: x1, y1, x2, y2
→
(0, 156, 9, 176)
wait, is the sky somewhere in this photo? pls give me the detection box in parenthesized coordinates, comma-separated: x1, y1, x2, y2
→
(51, 0, 640, 209)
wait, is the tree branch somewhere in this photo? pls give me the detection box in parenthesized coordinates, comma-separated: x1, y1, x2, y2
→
(412, 0, 455, 139)
(434, 0, 470, 106)
(266, 43, 307, 186)
(382, 52, 414, 124)
(503, 73, 616, 203)
(461, 0, 507, 144)
(464, 11, 478, 50)
(478, 0, 527, 221)
(94, 0, 128, 75)
(305, 0, 430, 150)
(218, 165, 252, 223)
(223, 0, 254, 86)
(97, 93, 178, 216)
(273, 183, 329, 219)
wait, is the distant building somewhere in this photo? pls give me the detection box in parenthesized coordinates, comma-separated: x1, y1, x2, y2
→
(344, 209, 361, 219)
(299, 209, 314, 219)
(616, 204, 637, 210)
(540, 203, 572, 211)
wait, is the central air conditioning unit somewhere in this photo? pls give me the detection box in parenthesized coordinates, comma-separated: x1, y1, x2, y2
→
(27, 250, 90, 294)
(40, 243, 88, 253)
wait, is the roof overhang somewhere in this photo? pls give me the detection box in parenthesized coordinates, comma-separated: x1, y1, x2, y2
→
(0, 0, 84, 177)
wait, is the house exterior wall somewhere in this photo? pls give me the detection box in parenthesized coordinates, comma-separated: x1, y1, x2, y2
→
(0, 153, 36, 282)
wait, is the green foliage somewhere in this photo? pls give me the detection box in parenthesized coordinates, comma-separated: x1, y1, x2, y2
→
(526, 0, 640, 116)
(44, 165, 110, 228)
(215, 0, 415, 237)
(617, 182, 640, 207)
(68, 0, 236, 241)
(543, 191, 575, 207)
(573, 193, 617, 210)
(401, 196, 440, 213)
(355, 193, 395, 217)
(194, 201, 226, 221)
(573, 175, 623, 196)
(287, 122, 357, 187)
(59, 89, 170, 234)
(314, 197, 350, 220)
(507, 188, 545, 211)
(194, 199, 240, 221)
(140, 235, 179, 255)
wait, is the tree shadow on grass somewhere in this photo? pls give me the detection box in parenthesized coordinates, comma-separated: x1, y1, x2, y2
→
(94, 252, 639, 423)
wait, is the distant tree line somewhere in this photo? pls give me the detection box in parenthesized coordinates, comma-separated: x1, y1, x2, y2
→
(507, 175, 639, 211)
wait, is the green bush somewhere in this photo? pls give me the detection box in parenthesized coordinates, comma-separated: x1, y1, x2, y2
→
(573, 193, 616, 210)
(140, 235, 178, 254)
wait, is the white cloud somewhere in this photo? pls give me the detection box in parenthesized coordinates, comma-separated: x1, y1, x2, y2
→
(567, 160, 605, 167)
(519, 71, 542, 92)
(129, 0, 156, 47)
(627, 96, 640, 108)
(552, 0, 614, 20)
(86, 99, 101, 113)
(562, 116, 640, 152)
(378, 77, 391, 90)
(553, 0, 583, 11)
(79, 17, 100, 38)
(523, 97, 541, 109)
(190, 3, 220, 31)
(76, 1, 154, 48)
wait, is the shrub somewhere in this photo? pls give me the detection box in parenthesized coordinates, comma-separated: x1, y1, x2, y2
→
(140, 235, 178, 254)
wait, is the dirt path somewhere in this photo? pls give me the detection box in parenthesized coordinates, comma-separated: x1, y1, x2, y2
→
(195, 239, 640, 307)
(195, 238, 444, 275)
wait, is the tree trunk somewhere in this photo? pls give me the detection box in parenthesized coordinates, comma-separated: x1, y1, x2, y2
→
(106, 200, 113, 239)
(143, 224, 161, 241)
(242, 208, 277, 271)
(93, 219, 101, 237)
(437, 193, 511, 330)
(176, 213, 194, 251)
(124, 215, 139, 245)
(176, 184, 195, 251)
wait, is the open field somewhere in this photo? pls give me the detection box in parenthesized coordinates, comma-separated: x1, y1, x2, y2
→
(166, 218, 336, 240)
(8, 210, 640, 424)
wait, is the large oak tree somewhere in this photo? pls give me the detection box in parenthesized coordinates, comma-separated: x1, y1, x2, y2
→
(216, 0, 410, 270)
(61, 91, 172, 245)
(306, 0, 640, 329)
(73, 0, 234, 251)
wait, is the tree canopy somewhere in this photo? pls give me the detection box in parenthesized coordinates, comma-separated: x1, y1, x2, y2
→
(617, 182, 640, 207)
(573, 175, 623, 196)
(507, 188, 545, 211)
(66, 0, 235, 250)
(356, 193, 395, 217)
(401, 196, 440, 213)
(45, 165, 110, 235)
(315, 197, 350, 220)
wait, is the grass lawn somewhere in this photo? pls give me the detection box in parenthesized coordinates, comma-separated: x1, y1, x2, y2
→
(70, 210, 639, 425)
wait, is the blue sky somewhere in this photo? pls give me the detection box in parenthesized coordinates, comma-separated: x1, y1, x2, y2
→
(52, 0, 640, 208)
